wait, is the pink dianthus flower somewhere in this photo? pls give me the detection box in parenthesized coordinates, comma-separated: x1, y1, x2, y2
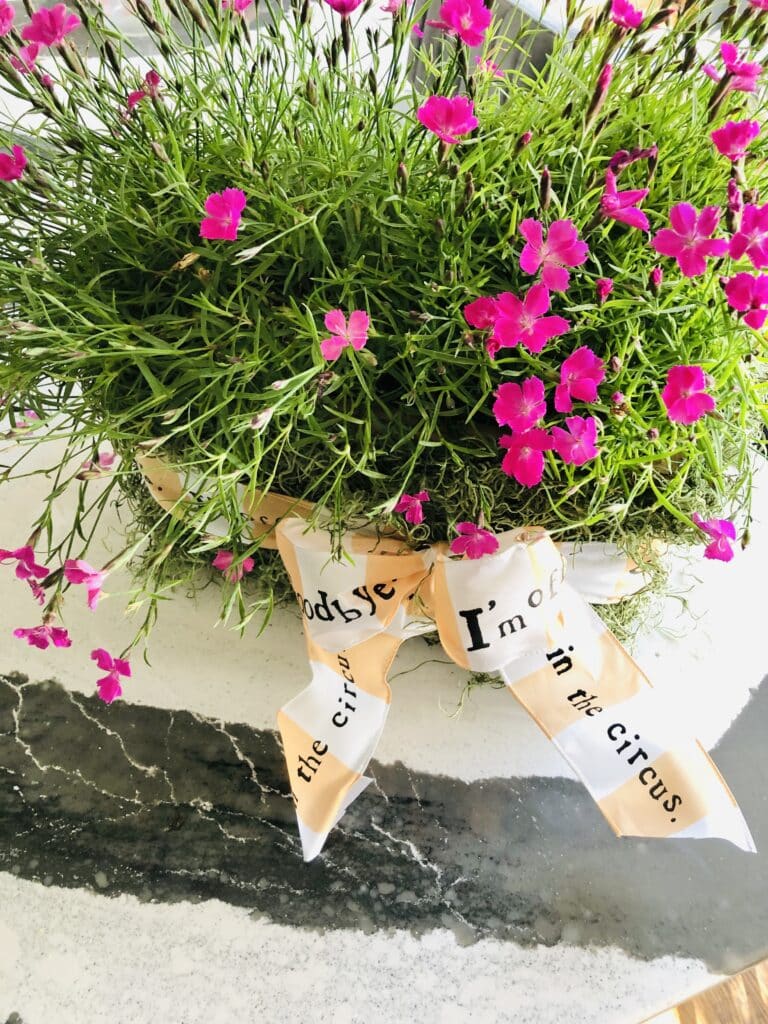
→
(610, 0, 643, 29)
(449, 521, 500, 558)
(10, 42, 40, 74)
(596, 278, 613, 304)
(21, 4, 80, 46)
(518, 218, 589, 292)
(554, 347, 605, 414)
(702, 42, 762, 94)
(651, 203, 729, 278)
(323, 0, 365, 14)
(729, 204, 768, 269)
(0, 145, 27, 182)
(493, 377, 547, 433)
(394, 491, 430, 525)
(91, 648, 131, 703)
(492, 284, 570, 354)
(661, 366, 715, 424)
(0, 545, 49, 582)
(600, 169, 649, 231)
(320, 309, 370, 360)
(691, 513, 737, 562)
(425, 0, 492, 47)
(64, 559, 107, 611)
(551, 416, 600, 466)
(0, 0, 15, 36)
(416, 95, 478, 145)
(200, 187, 246, 241)
(711, 120, 761, 161)
(724, 272, 768, 329)
(463, 296, 498, 329)
(212, 550, 255, 583)
(14, 623, 71, 649)
(499, 429, 553, 487)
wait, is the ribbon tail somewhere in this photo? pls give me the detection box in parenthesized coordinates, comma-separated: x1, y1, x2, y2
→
(277, 631, 403, 861)
(297, 775, 374, 863)
(499, 586, 756, 853)
(274, 517, 433, 860)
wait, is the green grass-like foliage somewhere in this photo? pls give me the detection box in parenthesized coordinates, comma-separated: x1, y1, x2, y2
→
(0, 0, 766, 641)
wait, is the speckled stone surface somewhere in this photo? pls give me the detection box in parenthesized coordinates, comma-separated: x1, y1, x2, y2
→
(0, 871, 721, 1024)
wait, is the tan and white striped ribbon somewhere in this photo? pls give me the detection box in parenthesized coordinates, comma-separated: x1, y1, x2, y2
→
(274, 519, 755, 861)
(134, 452, 755, 861)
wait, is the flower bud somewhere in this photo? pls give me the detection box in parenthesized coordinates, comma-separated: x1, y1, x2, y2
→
(135, 0, 164, 33)
(101, 39, 123, 79)
(650, 266, 663, 294)
(306, 77, 318, 106)
(611, 391, 625, 405)
(609, 355, 622, 374)
(463, 171, 475, 203)
(397, 161, 408, 195)
(598, 62, 614, 90)
(539, 166, 551, 212)
(515, 131, 533, 154)
(341, 17, 352, 57)
(585, 63, 613, 130)
(356, 347, 378, 368)
(24, 525, 43, 550)
(574, 12, 594, 42)
(179, 0, 206, 31)
(250, 408, 274, 432)
(596, 277, 613, 304)
(647, 427, 660, 440)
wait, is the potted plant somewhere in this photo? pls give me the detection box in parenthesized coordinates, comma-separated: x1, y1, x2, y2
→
(0, 0, 764, 855)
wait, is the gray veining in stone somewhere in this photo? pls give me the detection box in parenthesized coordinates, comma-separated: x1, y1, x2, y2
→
(1, 669, 767, 972)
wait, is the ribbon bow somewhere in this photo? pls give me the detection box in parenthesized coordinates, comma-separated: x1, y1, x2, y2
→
(134, 454, 754, 862)
(274, 517, 755, 861)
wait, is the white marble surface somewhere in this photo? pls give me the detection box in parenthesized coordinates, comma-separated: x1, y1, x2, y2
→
(0, 874, 716, 1024)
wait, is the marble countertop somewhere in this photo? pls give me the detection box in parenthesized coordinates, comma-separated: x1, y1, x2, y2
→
(0, 436, 766, 1024)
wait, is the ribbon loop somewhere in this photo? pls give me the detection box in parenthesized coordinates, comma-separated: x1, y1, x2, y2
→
(431, 528, 566, 672)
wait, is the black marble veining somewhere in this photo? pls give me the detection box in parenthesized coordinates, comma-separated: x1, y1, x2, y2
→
(1, 670, 767, 971)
